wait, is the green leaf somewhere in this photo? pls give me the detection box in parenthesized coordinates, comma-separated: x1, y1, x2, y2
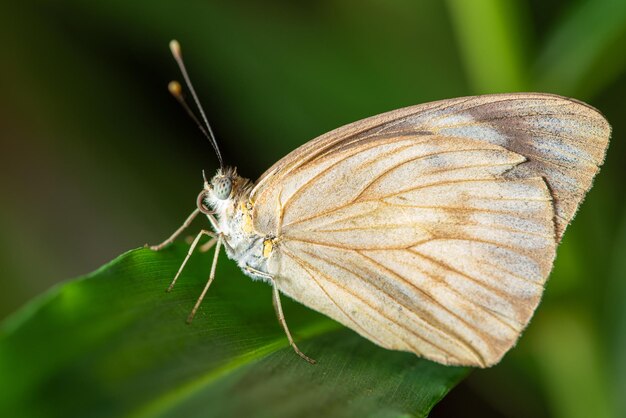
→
(0, 244, 469, 418)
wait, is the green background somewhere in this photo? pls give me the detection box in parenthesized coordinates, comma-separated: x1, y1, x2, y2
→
(1, 0, 625, 417)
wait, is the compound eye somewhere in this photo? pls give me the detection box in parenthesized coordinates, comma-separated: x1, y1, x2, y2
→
(212, 177, 232, 200)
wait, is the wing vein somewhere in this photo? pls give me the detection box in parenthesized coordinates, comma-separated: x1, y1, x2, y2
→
(406, 248, 522, 330)
(350, 148, 514, 204)
(289, 246, 479, 363)
(360, 97, 478, 139)
(279, 140, 416, 219)
(282, 247, 458, 360)
(280, 249, 388, 348)
(377, 176, 520, 201)
(315, 220, 552, 239)
(285, 161, 520, 231)
(353, 250, 487, 365)
(380, 203, 549, 219)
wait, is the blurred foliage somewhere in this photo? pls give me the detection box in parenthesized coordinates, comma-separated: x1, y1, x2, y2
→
(1, 0, 625, 417)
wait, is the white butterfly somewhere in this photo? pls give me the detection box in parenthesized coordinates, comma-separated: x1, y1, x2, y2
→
(151, 41, 611, 367)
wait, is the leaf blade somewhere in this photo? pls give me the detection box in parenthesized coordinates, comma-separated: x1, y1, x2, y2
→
(0, 244, 468, 418)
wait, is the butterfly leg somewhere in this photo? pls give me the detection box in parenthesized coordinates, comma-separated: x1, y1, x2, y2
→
(272, 283, 317, 365)
(243, 266, 315, 364)
(199, 236, 218, 252)
(149, 208, 201, 251)
(167, 229, 217, 292)
(186, 234, 223, 323)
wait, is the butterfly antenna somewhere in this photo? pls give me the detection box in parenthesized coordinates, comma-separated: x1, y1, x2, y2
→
(169, 39, 224, 169)
(167, 82, 212, 144)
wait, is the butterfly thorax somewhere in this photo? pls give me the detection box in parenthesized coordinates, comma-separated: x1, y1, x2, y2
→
(203, 168, 271, 282)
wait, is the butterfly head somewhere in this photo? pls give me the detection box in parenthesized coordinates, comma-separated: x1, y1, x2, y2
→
(198, 167, 251, 215)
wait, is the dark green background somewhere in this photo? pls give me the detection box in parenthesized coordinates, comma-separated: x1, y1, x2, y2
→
(1, 1, 625, 417)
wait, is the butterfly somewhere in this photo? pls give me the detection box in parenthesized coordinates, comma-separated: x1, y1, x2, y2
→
(151, 40, 611, 367)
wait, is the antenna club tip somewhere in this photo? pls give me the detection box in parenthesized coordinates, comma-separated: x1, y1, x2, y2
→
(169, 39, 181, 58)
(168, 80, 183, 96)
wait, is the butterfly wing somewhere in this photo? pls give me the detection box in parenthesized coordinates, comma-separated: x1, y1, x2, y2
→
(250, 93, 610, 366)
(253, 93, 610, 239)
